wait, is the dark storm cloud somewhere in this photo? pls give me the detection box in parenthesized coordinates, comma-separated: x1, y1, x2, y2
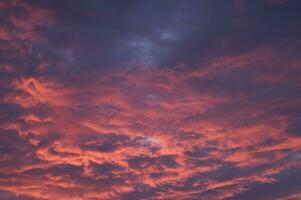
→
(0, 103, 24, 124)
(286, 114, 301, 136)
(0, 129, 39, 171)
(127, 155, 179, 170)
(4, 0, 236, 70)
(226, 166, 301, 200)
(46, 163, 83, 178)
(89, 161, 123, 176)
(79, 132, 135, 153)
(220, 0, 301, 56)
(0, 190, 35, 200)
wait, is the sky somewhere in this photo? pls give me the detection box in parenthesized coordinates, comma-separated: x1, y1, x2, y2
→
(0, 0, 301, 199)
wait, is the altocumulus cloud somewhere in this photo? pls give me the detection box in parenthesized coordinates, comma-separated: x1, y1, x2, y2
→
(0, 0, 301, 199)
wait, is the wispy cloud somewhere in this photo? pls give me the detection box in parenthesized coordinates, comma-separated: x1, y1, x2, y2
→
(0, 0, 301, 199)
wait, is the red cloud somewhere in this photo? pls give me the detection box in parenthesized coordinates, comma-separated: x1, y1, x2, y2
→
(0, 1, 301, 200)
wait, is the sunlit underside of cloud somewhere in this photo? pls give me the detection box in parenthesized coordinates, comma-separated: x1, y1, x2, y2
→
(0, 0, 301, 200)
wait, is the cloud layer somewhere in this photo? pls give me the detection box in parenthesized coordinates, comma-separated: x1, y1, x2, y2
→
(0, 0, 301, 199)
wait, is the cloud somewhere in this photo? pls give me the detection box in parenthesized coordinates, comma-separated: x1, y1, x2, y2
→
(0, 0, 301, 200)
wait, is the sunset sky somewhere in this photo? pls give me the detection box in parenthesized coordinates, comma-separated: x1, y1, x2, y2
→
(0, 0, 301, 199)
